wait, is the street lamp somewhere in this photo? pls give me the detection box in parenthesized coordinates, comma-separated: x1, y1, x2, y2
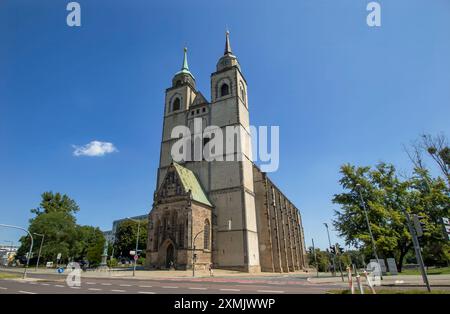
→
(323, 223, 337, 276)
(0, 224, 34, 279)
(355, 184, 382, 278)
(33, 233, 45, 271)
(125, 217, 142, 277)
(191, 220, 232, 277)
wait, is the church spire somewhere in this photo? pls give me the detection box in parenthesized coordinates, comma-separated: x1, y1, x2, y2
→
(181, 47, 190, 71)
(172, 46, 195, 87)
(224, 30, 232, 55)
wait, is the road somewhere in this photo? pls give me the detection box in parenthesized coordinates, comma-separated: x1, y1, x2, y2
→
(0, 272, 340, 294)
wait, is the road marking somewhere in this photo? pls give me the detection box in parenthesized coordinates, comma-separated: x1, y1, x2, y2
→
(162, 286, 179, 289)
(257, 290, 284, 293)
(70, 286, 81, 289)
(101, 283, 112, 286)
(189, 287, 207, 290)
(139, 285, 153, 288)
(28, 282, 37, 285)
(88, 288, 102, 291)
(119, 284, 131, 287)
(86, 282, 96, 285)
(41, 283, 50, 286)
(54, 285, 64, 287)
(0, 287, 7, 290)
(138, 291, 156, 294)
(220, 288, 240, 291)
(18, 291, 36, 294)
(111, 289, 125, 292)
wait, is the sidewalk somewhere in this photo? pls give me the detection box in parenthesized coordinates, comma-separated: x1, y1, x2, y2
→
(307, 274, 450, 287)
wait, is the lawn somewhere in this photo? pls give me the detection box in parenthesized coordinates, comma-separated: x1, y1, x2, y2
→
(399, 266, 450, 275)
(0, 272, 20, 279)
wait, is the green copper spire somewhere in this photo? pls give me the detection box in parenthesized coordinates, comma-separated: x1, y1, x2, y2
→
(224, 30, 232, 55)
(175, 47, 194, 79)
(181, 47, 189, 71)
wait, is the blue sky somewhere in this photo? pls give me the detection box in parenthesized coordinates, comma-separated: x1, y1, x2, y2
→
(1, 0, 449, 250)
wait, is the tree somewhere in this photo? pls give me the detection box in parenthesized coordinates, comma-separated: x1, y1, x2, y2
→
(332, 162, 450, 271)
(16, 191, 107, 267)
(75, 225, 105, 265)
(113, 219, 147, 260)
(307, 247, 332, 272)
(406, 133, 450, 188)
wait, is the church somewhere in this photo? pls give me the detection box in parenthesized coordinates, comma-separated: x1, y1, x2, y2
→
(145, 32, 306, 273)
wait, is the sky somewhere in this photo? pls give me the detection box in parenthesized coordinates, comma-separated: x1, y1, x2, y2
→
(1, 0, 449, 251)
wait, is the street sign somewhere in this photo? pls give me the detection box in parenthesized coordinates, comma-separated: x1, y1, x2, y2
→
(129, 250, 136, 256)
(56, 253, 62, 260)
(134, 255, 138, 261)
(57, 267, 64, 274)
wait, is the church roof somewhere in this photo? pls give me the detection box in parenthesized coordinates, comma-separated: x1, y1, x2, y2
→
(191, 92, 208, 106)
(173, 162, 212, 207)
(174, 47, 195, 79)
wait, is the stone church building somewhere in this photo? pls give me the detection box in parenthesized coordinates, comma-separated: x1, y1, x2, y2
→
(146, 32, 306, 273)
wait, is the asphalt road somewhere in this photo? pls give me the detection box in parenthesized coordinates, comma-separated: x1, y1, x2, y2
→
(0, 273, 339, 294)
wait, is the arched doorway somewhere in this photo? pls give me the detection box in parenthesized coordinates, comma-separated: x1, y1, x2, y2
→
(166, 243, 174, 268)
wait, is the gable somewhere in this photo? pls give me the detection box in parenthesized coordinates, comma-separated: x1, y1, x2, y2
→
(158, 163, 212, 207)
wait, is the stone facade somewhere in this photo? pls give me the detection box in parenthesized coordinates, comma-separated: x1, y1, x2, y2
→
(146, 32, 306, 272)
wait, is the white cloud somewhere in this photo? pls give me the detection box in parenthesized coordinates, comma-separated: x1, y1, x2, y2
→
(72, 141, 118, 157)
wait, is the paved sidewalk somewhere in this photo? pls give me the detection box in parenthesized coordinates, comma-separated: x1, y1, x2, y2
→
(307, 274, 450, 287)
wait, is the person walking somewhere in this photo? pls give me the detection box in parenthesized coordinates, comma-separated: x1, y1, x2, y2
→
(208, 263, 214, 277)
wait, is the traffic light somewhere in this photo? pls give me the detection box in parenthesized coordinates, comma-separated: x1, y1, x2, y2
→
(330, 245, 336, 255)
(413, 214, 427, 237)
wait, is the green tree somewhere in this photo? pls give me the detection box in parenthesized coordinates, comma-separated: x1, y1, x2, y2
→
(332, 163, 450, 272)
(16, 191, 107, 267)
(113, 219, 147, 259)
(307, 247, 332, 272)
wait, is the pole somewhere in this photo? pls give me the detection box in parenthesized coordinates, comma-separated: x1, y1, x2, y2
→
(356, 185, 382, 279)
(0, 224, 34, 279)
(324, 223, 336, 276)
(311, 238, 319, 278)
(192, 230, 203, 277)
(34, 233, 44, 271)
(133, 220, 141, 277)
(404, 210, 431, 292)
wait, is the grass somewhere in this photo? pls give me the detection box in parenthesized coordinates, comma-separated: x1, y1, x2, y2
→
(0, 272, 20, 279)
(399, 266, 450, 275)
(329, 288, 450, 294)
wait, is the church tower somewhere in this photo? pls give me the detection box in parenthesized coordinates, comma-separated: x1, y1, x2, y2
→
(208, 31, 260, 272)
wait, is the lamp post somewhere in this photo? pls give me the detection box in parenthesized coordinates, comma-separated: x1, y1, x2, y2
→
(0, 224, 34, 279)
(126, 217, 141, 277)
(323, 223, 337, 276)
(355, 184, 382, 279)
(33, 233, 44, 271)
(192, 230, 203, 277)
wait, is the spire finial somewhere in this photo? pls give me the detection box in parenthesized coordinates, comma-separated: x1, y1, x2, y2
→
(224, 29, 232, 55)
(182, 46, 189, 71)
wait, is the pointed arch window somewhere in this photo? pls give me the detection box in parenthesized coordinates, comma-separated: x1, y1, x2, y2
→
(203, 219, 210, 250)
(220, 83, 230, 97)
(172, 98, 181, 111)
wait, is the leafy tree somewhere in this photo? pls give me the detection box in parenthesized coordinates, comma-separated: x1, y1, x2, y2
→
(113, 219, 147, 259)
(307, 247, 332, 272)
(16, 191, 106, 267)
(332, 163, 450, 272)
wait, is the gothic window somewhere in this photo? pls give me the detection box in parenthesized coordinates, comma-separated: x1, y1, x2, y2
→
(178, 223, 184, 248)
(203, 219, 210, 250)
(172, 98, 181, 111)
(154, 220, 160, 250)
(239, 81, 246, 104)
(220, 83, 230, 97)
